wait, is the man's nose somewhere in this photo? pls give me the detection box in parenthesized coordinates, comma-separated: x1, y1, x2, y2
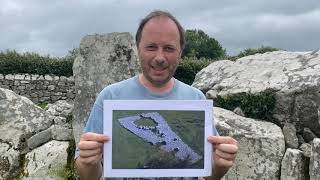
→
(155, 49, 165, 63)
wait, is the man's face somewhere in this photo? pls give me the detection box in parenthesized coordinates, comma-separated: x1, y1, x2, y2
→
(138, 16, 181, 87)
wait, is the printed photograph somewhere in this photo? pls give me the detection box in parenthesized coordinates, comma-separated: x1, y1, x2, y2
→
(103, 100, 213, 177)
(112, 110, 205, 169)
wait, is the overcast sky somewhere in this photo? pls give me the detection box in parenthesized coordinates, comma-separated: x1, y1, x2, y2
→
(1, 0, 319, 57)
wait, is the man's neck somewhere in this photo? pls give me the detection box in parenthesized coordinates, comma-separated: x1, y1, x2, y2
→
(138, 74, 174, 94)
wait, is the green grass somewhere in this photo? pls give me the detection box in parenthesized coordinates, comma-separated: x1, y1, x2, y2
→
(135, 117, 158, 127)
(112, 110, 204, 169)
(38, 102, 47, 109)
(48, 165, 73, 180)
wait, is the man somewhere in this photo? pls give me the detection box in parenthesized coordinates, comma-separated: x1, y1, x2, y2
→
(75, 10, 238, 180)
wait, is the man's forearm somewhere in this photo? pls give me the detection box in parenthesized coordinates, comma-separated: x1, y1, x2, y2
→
(75, 158, 103, 180)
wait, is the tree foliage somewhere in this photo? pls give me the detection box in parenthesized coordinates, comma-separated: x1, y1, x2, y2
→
(65, 48, 79, 61)
(174, 57, 212, 85)
(228, 46, 281, 61)
(0, 49, 73, 76)
(182, 29, 226, 60)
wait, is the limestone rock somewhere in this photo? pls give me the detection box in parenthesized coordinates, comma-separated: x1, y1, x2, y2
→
(52, 116, 71, 128)
(22, 140, 69, 180)
(45, 100, 73, 119)
(282, 123, 299, 149)
(214, 107, 285, 180)
(0, 142, 20, 179)
(44, 101, 74, 141)
(0, 142, 10, 175)
(232, 107, 244, 117)
(73, 32, 140, 143)
(193, 50, 320, 136)
(50, 125, 73, 141)
(310, 138, 320, 180)
(27, 128, 52, 150)
(280, 148, 308, 180)
(45, 100, 73, 130)
(299, 143, 312, 158)
(0, 88, 53, 179)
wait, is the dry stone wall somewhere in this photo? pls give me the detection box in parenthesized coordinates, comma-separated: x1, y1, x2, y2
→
(0, 73, 75, 104)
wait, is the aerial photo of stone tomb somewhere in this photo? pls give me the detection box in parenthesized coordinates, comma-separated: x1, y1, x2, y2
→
(113, 111, 203, 169)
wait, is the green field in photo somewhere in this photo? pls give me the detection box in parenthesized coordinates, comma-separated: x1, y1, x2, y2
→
(111, 110, 204, 169)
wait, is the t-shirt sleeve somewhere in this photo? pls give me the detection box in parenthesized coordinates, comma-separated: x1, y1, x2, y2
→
(83, 86, 112, 134)
(83, 103, 104, 134)
(195, 88, 219, 136)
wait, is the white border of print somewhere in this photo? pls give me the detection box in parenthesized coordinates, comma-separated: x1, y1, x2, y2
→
(103, 100, 213, 178)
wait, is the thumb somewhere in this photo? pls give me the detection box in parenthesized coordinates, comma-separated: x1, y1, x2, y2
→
(208, 136, 237, 145)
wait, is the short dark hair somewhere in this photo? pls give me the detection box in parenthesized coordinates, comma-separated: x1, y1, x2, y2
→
(135, 10, 185, 51)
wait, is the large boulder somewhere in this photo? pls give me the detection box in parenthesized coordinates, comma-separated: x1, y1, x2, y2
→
(0, 88, 74, 179)
(22, 140, 69, 180)
(193, 50, 320, 136)
(0, 87, 53, 179)
(214, 107, 285, 180)
(73, 32, 140, 144)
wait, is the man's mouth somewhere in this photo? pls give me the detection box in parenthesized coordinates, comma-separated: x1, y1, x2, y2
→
(151, 65, 167, 74)
(151, 65, 166, 71)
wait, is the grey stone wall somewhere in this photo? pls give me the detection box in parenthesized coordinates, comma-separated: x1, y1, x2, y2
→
(0, 73, 75, 104)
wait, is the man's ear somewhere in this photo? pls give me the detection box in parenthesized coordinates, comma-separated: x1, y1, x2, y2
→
(178, 51, 182, 62)
(137, 46, 142, 60)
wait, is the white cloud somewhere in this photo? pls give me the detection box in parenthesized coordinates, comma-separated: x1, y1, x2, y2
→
(0, 0, 319, 56)
(0, 1, 24, 15)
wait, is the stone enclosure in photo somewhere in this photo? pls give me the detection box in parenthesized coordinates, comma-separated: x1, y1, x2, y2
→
(112, 110, 205, 169)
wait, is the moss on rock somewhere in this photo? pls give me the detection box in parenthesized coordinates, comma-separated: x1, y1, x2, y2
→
(215, 90, 278, 125)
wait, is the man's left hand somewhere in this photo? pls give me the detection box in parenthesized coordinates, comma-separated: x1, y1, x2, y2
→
(207, 136, 238, 179)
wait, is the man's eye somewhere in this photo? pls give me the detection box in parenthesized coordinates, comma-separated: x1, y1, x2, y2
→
(164, 47, 176, 52)
(146, 46, 157, 51)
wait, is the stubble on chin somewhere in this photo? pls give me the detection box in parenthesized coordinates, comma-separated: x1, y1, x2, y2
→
(143, 71, 171, 87)
(140, 57, 180, 87)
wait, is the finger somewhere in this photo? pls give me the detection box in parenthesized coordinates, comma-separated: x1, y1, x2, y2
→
(78, 141, 104, 150)
(214, 154, 234, 168)
(80, 132, 109, 142)
(215, 144, 238, 154)
(79, 154, 102, 166)
(212, 144, 218, 150)
(215, 149, 236, 161)
(79, 148, 102, 158)
(208, 136, 237, 145)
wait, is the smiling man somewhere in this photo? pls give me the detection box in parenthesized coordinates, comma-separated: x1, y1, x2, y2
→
(138, 14, 180, 91)
(75, 10, 238, 180)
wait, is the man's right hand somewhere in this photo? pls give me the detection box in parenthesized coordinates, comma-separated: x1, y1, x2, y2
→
(75, 132, 109, 180)
(77, 132, 109, 165)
